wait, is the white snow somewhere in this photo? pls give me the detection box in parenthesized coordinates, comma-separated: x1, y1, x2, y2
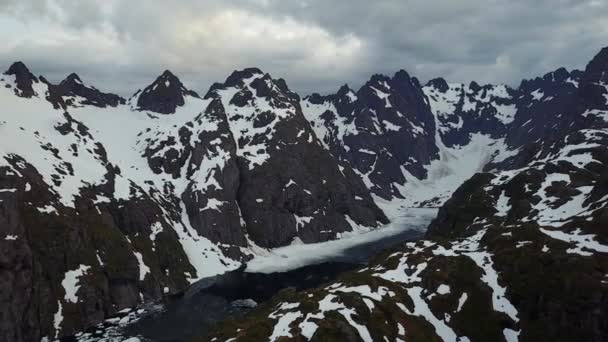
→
(0, 77, 241, 282)
(436, 284, 451, 295)
(62, 265, 91, 303)
(540, 228, 608, 256)
(149, 222, 163, 249)
(201, 198, 226, 212)
(133, 251, 150, 281)
(268, 309, 303, 341)
(531, 89, 544, 101)
(503, 328, 520, 342)
(397, 133, 510, 207)
(494, 103, 517, 124)
(53, 301, 63, 338)
(247, 207, 436, 273)
(467, 251, 519, 322)
(456, 293, 468, 312)
(37, 205, 58, 215)
(495, 191, 510, 217)
(398, 287, 461, 342)
(215, 73, 293, 170)
(582, 109, 608, 122)
(430, 229, 519, 322)
(382, 120, 401, 131)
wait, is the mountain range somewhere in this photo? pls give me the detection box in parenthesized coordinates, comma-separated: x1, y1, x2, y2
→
(0, 46, 606, 342)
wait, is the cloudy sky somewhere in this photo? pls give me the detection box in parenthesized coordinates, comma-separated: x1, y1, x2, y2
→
(1, 0, 607, 96)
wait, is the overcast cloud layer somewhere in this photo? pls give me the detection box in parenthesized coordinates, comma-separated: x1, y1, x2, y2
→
(1, 0, 607, 96)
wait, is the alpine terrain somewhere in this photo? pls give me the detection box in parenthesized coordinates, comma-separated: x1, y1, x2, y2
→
(0, 43, 607, 342)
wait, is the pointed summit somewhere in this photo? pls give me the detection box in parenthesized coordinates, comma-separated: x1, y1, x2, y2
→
(61, 72, 83, 86)
(4, 61, 36, 79)
(52, 72, 125, 108)
(135, 70, 199, 114)
(336, 84, 352, 97)
(3, 61, 39, 98)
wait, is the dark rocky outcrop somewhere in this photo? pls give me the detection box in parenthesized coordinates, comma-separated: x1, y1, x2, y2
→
(55, 73, 126, 108)
(135, 70, 200, 114)
(505, 68, 583, 149)
(2, 61, 40, 98)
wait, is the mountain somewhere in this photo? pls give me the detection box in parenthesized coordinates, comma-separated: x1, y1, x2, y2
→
(1, 45, 607, 342)
(204, 48, 608, 341)
(303, 70, 439, 200)
(0, 63, 385, 341)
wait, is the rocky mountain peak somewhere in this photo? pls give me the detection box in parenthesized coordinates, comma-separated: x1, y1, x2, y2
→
(426, 77, 449, 92)
(303, 92, 330, 105)
(336, 83, 352, 97)
(2, 61, 40, 98)
(578, 46, 608, 112)
(468, 80, 482, 92)
(51, 72, 126, 108)
(135, 69, 199, 114)
(222, 67, 264, 89)
(206, 68, 300, 111)
(584, 46, 608, 82)
(61, 72, 83, 85)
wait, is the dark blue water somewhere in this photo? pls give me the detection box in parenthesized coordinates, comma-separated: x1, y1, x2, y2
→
(123, 228, 424, 341)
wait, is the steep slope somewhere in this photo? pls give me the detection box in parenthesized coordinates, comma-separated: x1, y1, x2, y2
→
(204, 48, 608, 342)
(303, 71, 438, 201)
(302, 71, 522, 207)
(205, 68, 387, 247)
(0, 64, 388, 341)
(0, 66, 240, 342)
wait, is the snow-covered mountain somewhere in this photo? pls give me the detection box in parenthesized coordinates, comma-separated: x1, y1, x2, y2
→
(0, 65, 386, 341)
(1, 45, 607, 342)
(206, 48, 608, 342)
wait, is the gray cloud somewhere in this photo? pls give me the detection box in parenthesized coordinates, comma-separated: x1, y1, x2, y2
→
(0, 0, 606, 96)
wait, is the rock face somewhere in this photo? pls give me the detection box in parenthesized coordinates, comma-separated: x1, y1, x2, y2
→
(205, 47, 608, 342)
(55, 73, 126, 108)
(505, 68, 583, 148)
(424, 78, 516, 147)
(135, 70, 200, 114)
(2, 61, 41, 98)
(303, 70, 439, 200)
(205, 68, 387, 247)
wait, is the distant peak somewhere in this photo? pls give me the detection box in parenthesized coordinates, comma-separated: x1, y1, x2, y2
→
(426, 77, 449, 92)
(66, 72, 82, 82)
(469, 80, 481, 92)
(393, 69, 412, 82)
(60, 72, 84, 86)
(337, 83, 352, 95)
(4, 61, 36, 79)
(3, 61, 39, 98)
(583, 46, 608, 84)
(223, 67, 265, 88)
(369, 73, 391, 84)
(135, 69, 198, 114)
(160, 69, 177, 78)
